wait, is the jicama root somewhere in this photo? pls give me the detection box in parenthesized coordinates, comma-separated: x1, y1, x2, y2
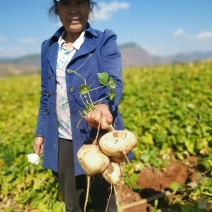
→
(111, 154, 127, 164)
(77, 144, 110, 212)
(77, 144, 110, 176)
(99, 130, 137, 158)
(77, 121, 137, 211)
(102, 162, 122, 186)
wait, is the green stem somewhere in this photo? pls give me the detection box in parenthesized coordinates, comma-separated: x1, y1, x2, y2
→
(71, 71, 87, 85)
(93, 95, 109, 105)
(87, 92, 94, 108)
(89, 85, 105, 92)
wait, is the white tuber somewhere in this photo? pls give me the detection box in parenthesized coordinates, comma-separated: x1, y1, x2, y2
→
(102, 162, 122, 186)
(99, 130, 137, 157)
(77, 144, 110, 176)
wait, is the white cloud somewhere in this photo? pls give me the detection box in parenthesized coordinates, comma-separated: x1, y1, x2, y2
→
(173, 29, 212, 41)
(195, 31, 212, 40)
(0, 36, 6, 42)
(0, 45, 41, 58)
(173, 28, 184, 36)
(93, 1, 130, 22)
(19, 37, 37, 44)
(0, 47, 26, 58)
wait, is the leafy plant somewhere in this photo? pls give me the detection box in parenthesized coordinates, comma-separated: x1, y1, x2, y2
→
(67, 70, 116, 116)
(0, 61, 212, 211)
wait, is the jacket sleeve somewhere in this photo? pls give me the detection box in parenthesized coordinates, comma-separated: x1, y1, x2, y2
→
(98, 29, 123, 113)
(35, 40, 48, 137)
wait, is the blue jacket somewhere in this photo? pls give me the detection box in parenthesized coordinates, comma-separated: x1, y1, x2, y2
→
(35, 23, 132, 176)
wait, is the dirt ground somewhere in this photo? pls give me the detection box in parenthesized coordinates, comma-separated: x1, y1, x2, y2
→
(116, 156, 199, 212)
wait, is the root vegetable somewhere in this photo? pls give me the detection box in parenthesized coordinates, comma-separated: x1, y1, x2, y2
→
(77, 144, 110, 176)
(99, 130, 137, 157)
(102, 162, 122, 186)
(77, 144, 110, 212)
(111, 154, 127, 164)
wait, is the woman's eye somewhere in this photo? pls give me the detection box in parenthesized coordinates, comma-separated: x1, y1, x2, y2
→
(77, 0, 86, 4)
(59, 0, 69, 5)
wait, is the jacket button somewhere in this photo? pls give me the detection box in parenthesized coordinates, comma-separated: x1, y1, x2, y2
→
(47, 91, 51, 97)
(46, 110, 50, 115)
(70, 86, 75, 93)
(48, 73, 51, 79)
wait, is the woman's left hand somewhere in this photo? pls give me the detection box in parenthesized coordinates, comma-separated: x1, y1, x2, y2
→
(86, 104, 113, 130)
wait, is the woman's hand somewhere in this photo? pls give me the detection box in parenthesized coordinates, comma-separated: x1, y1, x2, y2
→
(86, 104, 113, 130)
(33, 137, 44, 155)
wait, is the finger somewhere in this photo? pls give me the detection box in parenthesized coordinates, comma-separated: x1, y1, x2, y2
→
(104, 112, 113, 124)
(100, 116, 110, 130)
(33, 144, 40, 154)
(39, 144, 44, 155)
(96, 106, 113, 124)
(34, 141, 41, 154)
(85, 112, 92, 125)
(93, 110, 101, 123)
(86, 110, 101, 127)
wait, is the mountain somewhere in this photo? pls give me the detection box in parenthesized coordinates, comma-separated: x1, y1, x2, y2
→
(0, 43, 212, 76)
(119, 43, 212, 67)
(119, 43, 162, 67)
(0, 54, 40, 66)
(0, 54, 40, 76)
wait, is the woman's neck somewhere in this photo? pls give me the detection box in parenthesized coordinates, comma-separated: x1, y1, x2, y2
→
(64, 31, 81, 49)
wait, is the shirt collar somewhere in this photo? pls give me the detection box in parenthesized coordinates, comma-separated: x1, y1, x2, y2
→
(58, 30, 85, 51)
(53, 23, 97, 41)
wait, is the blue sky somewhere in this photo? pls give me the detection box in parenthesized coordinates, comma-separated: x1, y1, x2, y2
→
(0, 0, 212, 58)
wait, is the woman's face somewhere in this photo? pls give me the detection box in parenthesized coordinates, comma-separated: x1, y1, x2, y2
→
(57, 0, 90, 35)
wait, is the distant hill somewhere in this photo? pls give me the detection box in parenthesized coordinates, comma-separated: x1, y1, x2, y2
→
(0, 63, 40, 77)
(119, 42, 212, 67)
(0, 54, 40, 66)
(119, 43, 162, 67)
(0, 43, 212, 76)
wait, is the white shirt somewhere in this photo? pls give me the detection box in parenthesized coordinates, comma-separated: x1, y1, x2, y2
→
(56, 31, 85, 139)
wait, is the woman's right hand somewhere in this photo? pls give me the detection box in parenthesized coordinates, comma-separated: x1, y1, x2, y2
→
(33, 137, 44, 155)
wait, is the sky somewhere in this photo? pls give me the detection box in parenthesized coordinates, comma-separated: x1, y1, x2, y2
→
(0, 0, 212, 59)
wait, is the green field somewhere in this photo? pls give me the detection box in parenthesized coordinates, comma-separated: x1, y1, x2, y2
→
(0, 61, 212, 211)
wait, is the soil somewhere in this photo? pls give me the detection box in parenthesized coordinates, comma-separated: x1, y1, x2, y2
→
(116, 156, 200, 212)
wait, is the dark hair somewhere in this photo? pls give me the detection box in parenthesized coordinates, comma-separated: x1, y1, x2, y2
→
(48, 0, 97, 20)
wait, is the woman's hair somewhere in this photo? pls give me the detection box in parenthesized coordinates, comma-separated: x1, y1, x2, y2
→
(48, 0, 97, 20)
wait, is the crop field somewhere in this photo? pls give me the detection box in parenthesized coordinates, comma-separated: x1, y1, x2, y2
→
(0, 61, 212, 211)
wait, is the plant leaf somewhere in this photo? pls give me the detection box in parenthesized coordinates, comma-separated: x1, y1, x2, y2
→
(108, 76, 116, 89)
(97, 72, 109, 86)
(82, 107, 90, 116)
(170, 182, 180, 191)
(79, 84, 90, 94)
(109, 89, 116, 101)
(140, 153, 150, 163)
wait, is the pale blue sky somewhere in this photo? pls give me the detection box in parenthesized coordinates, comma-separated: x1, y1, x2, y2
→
(0, 0, 212, 58)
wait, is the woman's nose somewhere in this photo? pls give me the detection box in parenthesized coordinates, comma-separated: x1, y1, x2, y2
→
(68, 5, 78, 14)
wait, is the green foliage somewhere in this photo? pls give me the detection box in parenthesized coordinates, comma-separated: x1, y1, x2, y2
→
(170, 182, 181, 192)
(76, 71, 116, 116)
(123, 163, 142, 191)
(1, 61, 212, 211)
(120, 62, 212, 161)
(0, 75, 65, 211)
(171, 178, 212, 211)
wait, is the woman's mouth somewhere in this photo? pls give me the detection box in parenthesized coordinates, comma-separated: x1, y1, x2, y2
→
(69, 18, 80, 24)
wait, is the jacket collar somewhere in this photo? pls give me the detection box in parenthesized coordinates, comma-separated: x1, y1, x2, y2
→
(50, 22, 98, 42)
(47, 23, 97, 73)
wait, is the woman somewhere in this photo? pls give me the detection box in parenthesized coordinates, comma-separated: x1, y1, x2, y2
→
(33, 0, 130, 211)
